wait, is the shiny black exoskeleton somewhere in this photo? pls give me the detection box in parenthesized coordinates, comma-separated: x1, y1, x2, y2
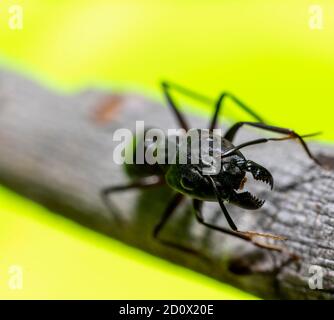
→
(102, 82, 321, 254)
(165, 129, 273, 209)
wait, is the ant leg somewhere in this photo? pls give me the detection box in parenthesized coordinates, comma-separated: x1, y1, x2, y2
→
(161, 81, 216, 130)
(153, 193, 205, 256)
(221, 133, 320, 158)
(193, 200, 286, 253)
(206, 175, 286, 241)
(101, 176, 165, 220)
(210, 93, 264, 130)
(161, 82, 264, 131)
(224, 121, 321, 165)
(193, 199, 238, 235)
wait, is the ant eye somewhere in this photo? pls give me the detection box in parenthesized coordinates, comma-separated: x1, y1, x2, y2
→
(180, 176, 194, 191)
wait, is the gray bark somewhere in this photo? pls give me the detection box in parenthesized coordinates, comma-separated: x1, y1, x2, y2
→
(0, 70, 333, 299)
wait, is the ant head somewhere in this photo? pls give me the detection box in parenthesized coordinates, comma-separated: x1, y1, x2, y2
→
(165, 155, 273, 210)
(165, 129, 274, 210)
(220, 157, 274, 209)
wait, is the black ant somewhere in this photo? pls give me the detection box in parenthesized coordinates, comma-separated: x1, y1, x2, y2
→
(101, 82, 321, 256)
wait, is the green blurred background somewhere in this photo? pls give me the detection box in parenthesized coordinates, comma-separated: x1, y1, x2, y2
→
(0, 0, 333, 299)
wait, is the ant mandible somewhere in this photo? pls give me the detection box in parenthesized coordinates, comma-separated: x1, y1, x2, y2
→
(101, 82, 321, 256)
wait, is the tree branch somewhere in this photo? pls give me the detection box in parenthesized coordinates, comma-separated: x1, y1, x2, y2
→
(0, 70, 333, 299)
